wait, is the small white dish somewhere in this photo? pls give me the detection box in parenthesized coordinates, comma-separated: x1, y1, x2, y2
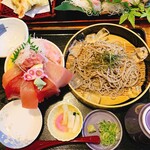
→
(47, 102, 83, 141)
(0, 17, 29, 58)
(0, 100, 42, 149)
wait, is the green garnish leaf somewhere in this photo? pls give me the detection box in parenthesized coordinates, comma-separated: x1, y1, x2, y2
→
(112, 0, 122, 3)
(147, 15, 150, 22)
(11, 42, 26, 62)
(141, 12, 147, 18)
(138, 3, 145, 12)
(119, 13, 129, 24)
(128, 11, 135, 28)
(11, 35, 39, 63)
(146, 7, 150, 22)
(54, 1, 84, 12)
(140, 7, 150, 22)
(134, 11, 141, 17)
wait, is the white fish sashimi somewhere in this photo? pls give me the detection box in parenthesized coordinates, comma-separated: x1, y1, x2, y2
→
(69, 0, 92, 12)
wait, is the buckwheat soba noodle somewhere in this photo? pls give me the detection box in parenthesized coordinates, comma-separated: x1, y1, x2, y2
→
(66, 28, 148, 105)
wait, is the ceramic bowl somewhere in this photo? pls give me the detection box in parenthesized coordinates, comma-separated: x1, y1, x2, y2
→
(47, 102, 83, 141)
(64, 23, 150, 109)
(0, 17, 29, 58)
(82, 109, 123, 150)
(0, 100, 42, 149)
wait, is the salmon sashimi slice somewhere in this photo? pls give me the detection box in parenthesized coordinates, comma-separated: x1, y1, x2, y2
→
(2, 65, 23, 88)
(36, 77, 59, 103)
(20, 80, 38, 109)
(5, 73, 24, 100)
(44, 61, 73, 88)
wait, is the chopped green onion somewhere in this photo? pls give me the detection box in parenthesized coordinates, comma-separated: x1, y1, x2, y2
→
(98, 120, 120, 146)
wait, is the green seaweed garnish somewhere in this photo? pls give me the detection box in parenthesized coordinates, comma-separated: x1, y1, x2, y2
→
(87, 50, 120, 70)
(102, 51, 120, 68)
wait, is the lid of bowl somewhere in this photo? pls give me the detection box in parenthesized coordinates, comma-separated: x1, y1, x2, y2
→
(141, 104, 150, 137)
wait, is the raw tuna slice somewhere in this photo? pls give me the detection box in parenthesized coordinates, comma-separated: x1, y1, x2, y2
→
(2, 65, 22, 88)
(20, 80, 38, 109)
(44, 61, 73, 88)
(36, 77, 59, 102)
(5, 73, 24, 99)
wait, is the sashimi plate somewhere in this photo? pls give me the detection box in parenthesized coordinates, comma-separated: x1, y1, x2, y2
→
(0, 18, 29, 58)
(0, 100, 42, 149)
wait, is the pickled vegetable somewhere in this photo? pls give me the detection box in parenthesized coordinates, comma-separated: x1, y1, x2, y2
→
(87, 124, 96, 133)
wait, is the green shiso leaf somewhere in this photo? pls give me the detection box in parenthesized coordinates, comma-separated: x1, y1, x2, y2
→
(54, 1, 84, 12)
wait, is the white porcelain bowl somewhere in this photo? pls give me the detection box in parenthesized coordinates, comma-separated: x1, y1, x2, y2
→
(0, 100, 42, 149)
(0, 17, 29, 58)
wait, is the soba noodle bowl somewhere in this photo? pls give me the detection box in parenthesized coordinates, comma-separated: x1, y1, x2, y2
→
(66, 28, 148, 105)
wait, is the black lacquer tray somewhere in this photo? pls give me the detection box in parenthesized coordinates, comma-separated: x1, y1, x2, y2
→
(0, 28, 150, 150)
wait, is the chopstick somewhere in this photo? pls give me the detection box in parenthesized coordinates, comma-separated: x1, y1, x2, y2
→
(48, 0, 52, 14)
